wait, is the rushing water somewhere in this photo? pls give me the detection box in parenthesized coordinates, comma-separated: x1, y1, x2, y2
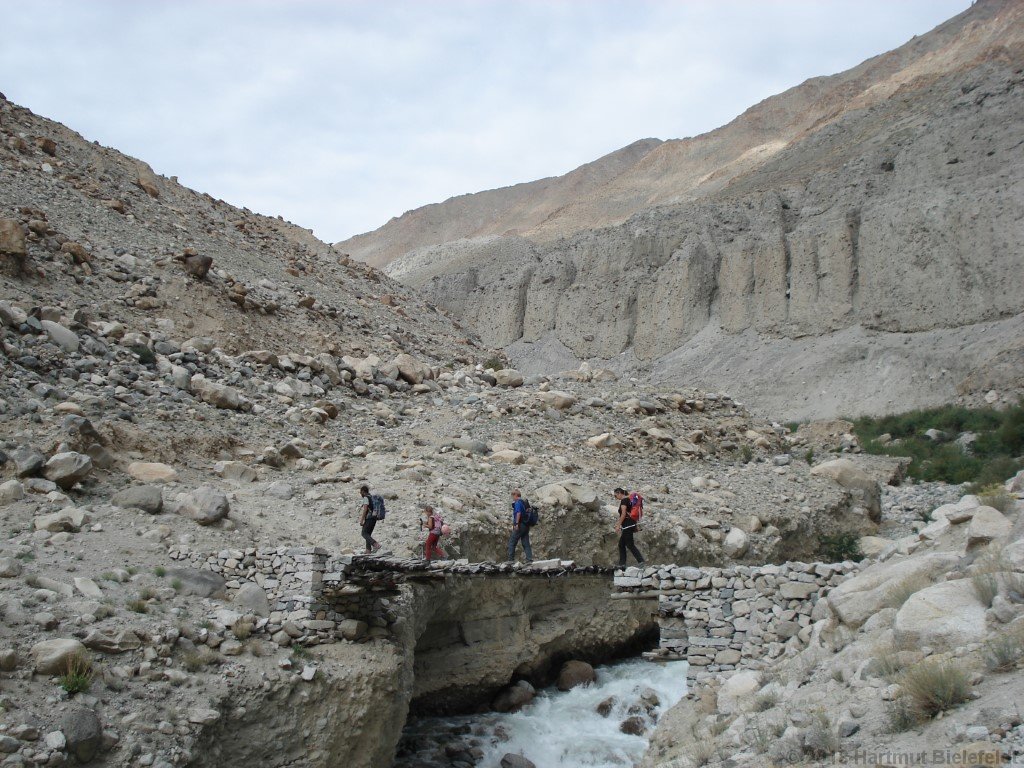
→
(394, 659, 689, 768)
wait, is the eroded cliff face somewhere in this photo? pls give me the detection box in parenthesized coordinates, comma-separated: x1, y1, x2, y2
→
(390, 50, 1024, 417)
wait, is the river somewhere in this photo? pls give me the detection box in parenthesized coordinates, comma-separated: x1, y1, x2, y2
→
(394, 659, 689, 768)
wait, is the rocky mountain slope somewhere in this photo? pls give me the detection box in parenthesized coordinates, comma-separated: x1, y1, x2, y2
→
(0, 91, 905, 768)
(342, 0, 1024, 419)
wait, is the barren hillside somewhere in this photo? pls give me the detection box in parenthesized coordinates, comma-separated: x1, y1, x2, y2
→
(355, 0, 1024, 419)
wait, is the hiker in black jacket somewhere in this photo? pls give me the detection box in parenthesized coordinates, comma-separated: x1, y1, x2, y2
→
(614, 487, 644, 568)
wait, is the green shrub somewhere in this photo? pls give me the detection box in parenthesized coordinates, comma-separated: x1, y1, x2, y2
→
(57, 653, 93, 695)
(753, 689, 780, 712)
(898, 660, 971, 720)
(740, 445, 753, 463)
(153, 566, 166, 578)
(483, 357, 504, 371)
(820, 532, 862, 562)
(182, 648, 219, 672)
(804, 448, 815, 465)
(853, 403, 1024, 485)
(171, 578, 183, 592)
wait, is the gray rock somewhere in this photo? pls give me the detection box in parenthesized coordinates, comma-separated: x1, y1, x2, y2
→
(500, 755, 536, 768)
(266, 482, 294, 500)
(60, 707, 102, 763)
(40, 320, 80, 353)
(177, 485, 229, 525)
(82, 630, 141, 654)
(0, 479, 25, 505)
(12, 447, 45, 478)
(492, 680, 535, 713)
(451, 437, 489, 455)
(0, 557, 23, 578)
(232, 583, 271, 617)
(167, 568, 226, 599)
(43, 452, 93, 490)
(30, 638, 87, 675)
(111, 485, 163, 514)
(556, 660, 596, 691)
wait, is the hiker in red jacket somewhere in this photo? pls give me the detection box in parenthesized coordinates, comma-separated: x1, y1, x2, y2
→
(614, 487, 645, 569)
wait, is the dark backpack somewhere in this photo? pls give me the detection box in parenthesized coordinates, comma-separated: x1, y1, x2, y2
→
(370, 494, 387, 520)
(524, 499, 540, 527)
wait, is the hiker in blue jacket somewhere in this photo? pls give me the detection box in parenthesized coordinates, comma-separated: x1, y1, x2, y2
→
(507, 488, 533, 564)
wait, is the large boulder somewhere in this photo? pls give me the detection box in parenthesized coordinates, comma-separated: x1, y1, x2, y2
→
(537, 390, 576, 410)
(391, 353, 431, 385)
(31, 639, 87, 675)
(83, 630, 141, 654)
(34, 506, 90, 533)
(966, 506, 1012, 550)
(60, 707, 103, 763)
(0, 479, 24, 505)
(492, 680, 535, 713)
(176, 486, 229, 525)
(40, 321, 80, 354)
(826, 552, 960, 628)
(111, 485, 163, 514)
(810, 458, 882, 522)
(494, 369, 524, 387)
(43, 452, 93, 489)
(894, 579, 988, 649)
(557, 660, 596, 691)
(192, 376, 243, 410)
(127, 462, 178, 483)
(168, 568, 226, 598)
(717, 671, 761, 714)
(232, 583, 271, 617)
(724, 528, 749, 558)
(0, 218, 26, 259)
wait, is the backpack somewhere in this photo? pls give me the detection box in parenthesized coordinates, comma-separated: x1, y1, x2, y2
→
(628, 492, 644, 522)
(370, 494, 387, 520)
(524, 499, 540, 527)
(429, 512, 444, 535)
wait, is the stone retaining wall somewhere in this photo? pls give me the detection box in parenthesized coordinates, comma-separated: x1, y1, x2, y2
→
(613, 561, 861, 680)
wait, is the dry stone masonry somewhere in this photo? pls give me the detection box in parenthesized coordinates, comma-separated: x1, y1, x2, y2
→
(614, 561, 861, 681)
(168, 547, 617, 647)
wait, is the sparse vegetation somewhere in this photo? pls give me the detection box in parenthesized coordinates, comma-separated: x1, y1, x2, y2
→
(820, 531, 862, 562)
(483, 357, 504, 371)
(977, 484, 1014, 512)
(182, 648, 219, 672)
(804, 447, 815, 465)
(171, 578, 183, 592)
(972, 572, 1000, 608)
(983, 625, 1024, 672)
(127, 598, 148, 614)
(154, 566, 166, 577)
(15, 551, 35, 561)
(803, 709, 839, 759)
(896, 660, 972, 723)
(885, 573, 933, 609)
(748, 714, 785, 754)
(753, 689, 780, 712)
(290, 643, 311, 661)
(57, 653, 93, 695)
(740, 445, 753, 463)
(853, 402, 1024, 485)
(232, 619, 254, 640)
(139, 586, 157, 600)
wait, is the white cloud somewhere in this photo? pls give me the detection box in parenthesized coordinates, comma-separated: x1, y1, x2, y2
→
(0, 0, 969, 242)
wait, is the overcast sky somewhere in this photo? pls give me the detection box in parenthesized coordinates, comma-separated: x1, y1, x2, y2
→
(2, 0, 969, 243)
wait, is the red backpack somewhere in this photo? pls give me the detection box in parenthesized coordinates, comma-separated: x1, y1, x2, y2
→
(628, 492, 644, 521)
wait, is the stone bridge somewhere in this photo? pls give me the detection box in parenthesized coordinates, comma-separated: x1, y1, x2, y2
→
(166, 545, 861, 697)
(612, 561, 861, 683)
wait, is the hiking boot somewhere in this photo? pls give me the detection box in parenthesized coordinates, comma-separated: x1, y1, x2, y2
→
(371, 542, 382, 553)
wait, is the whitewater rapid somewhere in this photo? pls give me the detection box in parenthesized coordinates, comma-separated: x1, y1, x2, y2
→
(395, 659, 689, 768)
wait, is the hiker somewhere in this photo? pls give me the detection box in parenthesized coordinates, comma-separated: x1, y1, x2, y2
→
(614, 487, 644, 569)
(358, 485, 384, 554)
(422, 505, 447, 562)
(507, 489, 533, 564)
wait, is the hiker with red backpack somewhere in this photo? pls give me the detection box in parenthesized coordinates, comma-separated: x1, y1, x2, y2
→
(613, 487, 645, 569)
(422, 505, 448, 562)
